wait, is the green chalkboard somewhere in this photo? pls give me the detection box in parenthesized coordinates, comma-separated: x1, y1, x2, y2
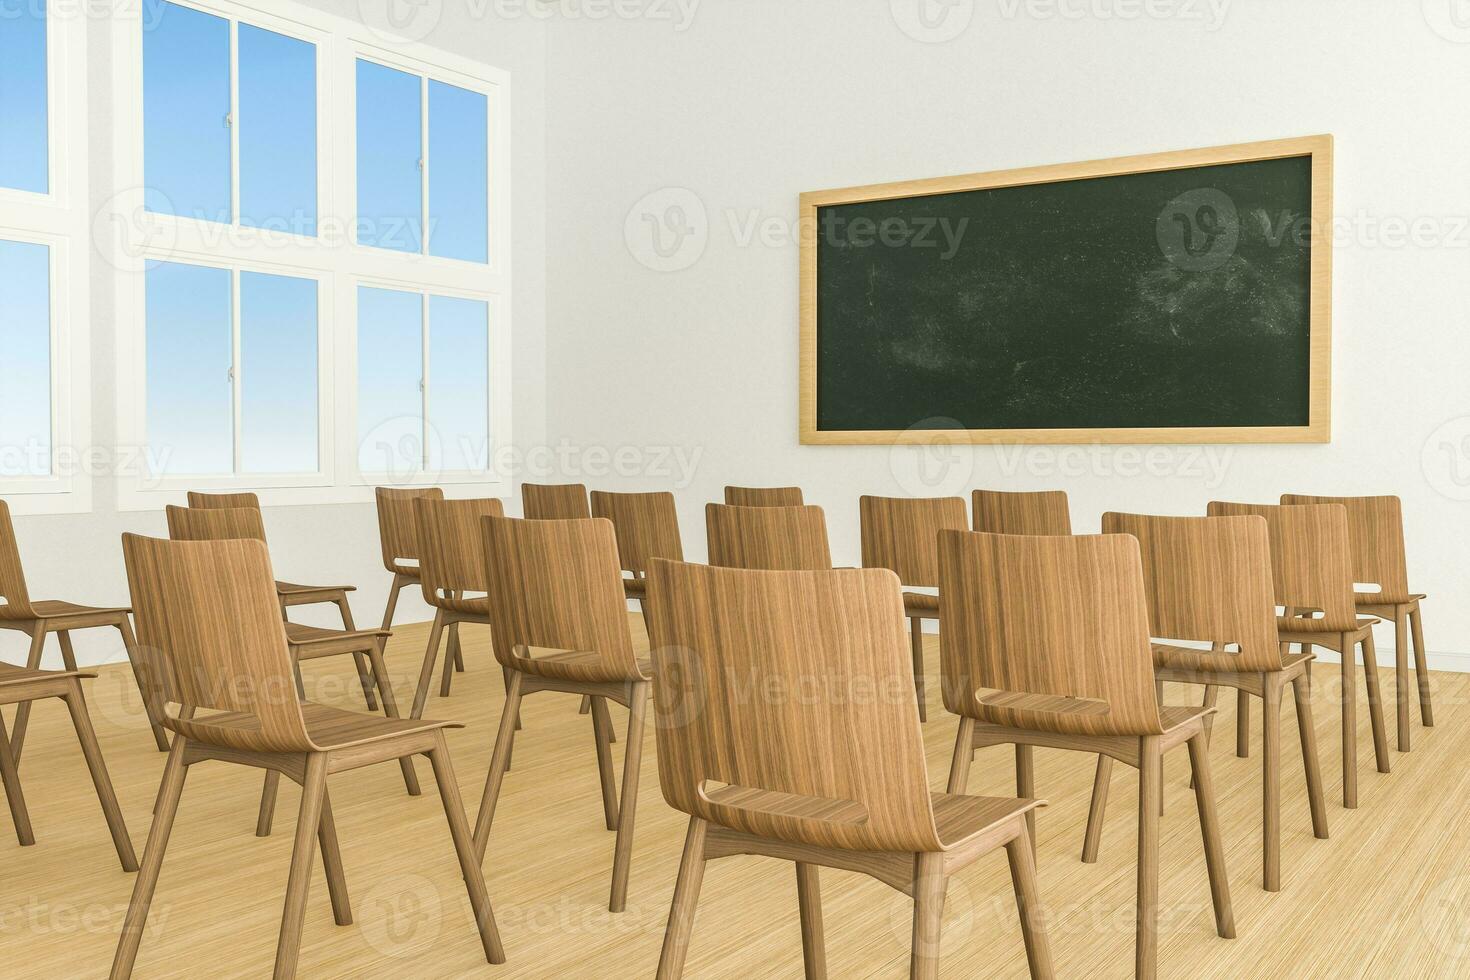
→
(801, 139, 1331, 444)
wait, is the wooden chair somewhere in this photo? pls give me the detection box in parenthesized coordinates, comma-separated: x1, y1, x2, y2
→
(410, 496, 505, 719)
(0, 499, 164, 758)
(166, 505, 421, 831)
(0, 664, 137, 872)
(647, 558, 1053, 980)
(941, 529, 1234, 978)
(187, 491, 378, 711)
(1209, 502, 1389, 808)
(522, 482, 592, 519)
(1082, 511, 1329, 896)
(113, 534, 502, 979)
(375, 487, 460, 665)
(723, 485, 804, 507)
(705, 503, 832, 570)
(1282, 493, 1432, 752)
(971, 489, 1072, 536)
(590, 490, 684, 613)
(859, 495, 968, 723)
(472, 515, 652, 913)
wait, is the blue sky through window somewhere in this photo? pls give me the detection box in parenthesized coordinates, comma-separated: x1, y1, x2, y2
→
(241, 271, 318, 474)
(0, 240, 52, 477)
(428, 295, 489, 472)
(143, 1, 232, 222)
(239, 24, 317, 235)
(428, 81, 488, 262)
(357, 286, 424, 473)
(0, 3, 49, 194)
(146, 261, 233, 475)
(356, 60, 423, 253)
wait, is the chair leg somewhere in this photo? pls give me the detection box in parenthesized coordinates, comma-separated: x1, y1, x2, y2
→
(592, 696, 620, 833)
(1190, 684, 1220, 790)
(0, 710, 35, 846)
(1015, 744, 1037, 859)
(257, 771, 281, 837)
(1081, 755, 1112, 864)
(473, 672, 523, 860)
(1006, 822, 1055, 979)
(317, 788, 352, 926)
(64, 682, 138, 872)
(1235, 689, 1250, 758)
(275, 753, 328, 980)
(117, 618, 170, 752)
(1135, 735, 1161, 980)
(1185, 730, 1235, 938)
(945, 717, 975, 794)
(439, 623, 460, 698)
(409, 611, 447, 719)
(1261, 675, 1282, 892)
(110, 738, 189, 980)
(367, 641, 421, 797)
(1361, 632, 1391, 774)
(1393, 607, 1410, 751)
(1292, 672, 1330, 840)
(56, 630, 78, 671)
(911, 850, 946, 980)
(1409, 604, 1434, 727)
(9, 624, 49, 764)
(796, 863, 827, 980)
(450, 619, 465, 673)
(610, 683, 650, 913)
(1338, 633, 1358, 807)
(910, 618, 927, 723)
(428, 732, 506, 964)
(656, 816, 709, 980)
(379, 575, 404, 632)
(579, 695, 592, 715)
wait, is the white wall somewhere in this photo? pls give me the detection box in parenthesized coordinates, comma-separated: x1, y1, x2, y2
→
(543, 0, 1470, 665)
(6, 0, 548, 668)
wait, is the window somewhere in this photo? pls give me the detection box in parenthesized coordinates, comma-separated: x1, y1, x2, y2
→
(1, 3, 89, 515)
(111, 0, 508, 507)
(357, 288, 489, 478)
(356, 60, 489, 262)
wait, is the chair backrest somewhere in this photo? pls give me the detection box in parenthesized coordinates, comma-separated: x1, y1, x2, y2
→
(938, 529, 1162, 736)
(972, 489, 1072, 535)
(859, 495, 968, 588)
(521, 483, 591, 520)
(1208, 501, 1358, 631)
(122, 533, 312, 753)
(187, 490, 261, 510)
(166, 504, 269, 545)
(590, 490, 684, 575)
(415, 497, 504, 601)
(0, 499, 35, 619)
(705, 504, 832, 571)
(1103, 512, 1281, 673)
(482, 516, 643, 682)
(723, 485, 804, 507)
(375, 487, 445, 574)
(646, 559, 943, 853)
(1280, 493, 1412, 602)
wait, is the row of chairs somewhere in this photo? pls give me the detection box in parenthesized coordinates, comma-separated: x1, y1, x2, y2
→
(0, 482, 1435, 979)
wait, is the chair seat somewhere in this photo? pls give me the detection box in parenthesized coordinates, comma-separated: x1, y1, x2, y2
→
(1, 599, 130, 623)
(276, 580, 355, 598)
(1275, 615, 1378, 634)
(902, 592, 940, 615)
(178, 701, 458, 752)
(1354, 592, 1426, 606)
(930, 792, 1039, 848)
(623, 577, 648, 599)
(512, 646, 652, 683)
(391, 563, 423, 578)
(284, 622, 386, 656)
(435, 593, 490, 617)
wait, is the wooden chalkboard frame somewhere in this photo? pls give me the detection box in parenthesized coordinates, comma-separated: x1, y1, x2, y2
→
(799, 135, 1333, 445)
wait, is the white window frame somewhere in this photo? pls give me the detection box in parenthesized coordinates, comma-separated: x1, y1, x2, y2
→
(0, 2, 92, 516)
(108, 0, 511, 510)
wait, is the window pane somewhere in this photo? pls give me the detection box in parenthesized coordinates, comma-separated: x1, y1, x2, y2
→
(238, 25, 316, 235)
(147, 262, 233, 475)
(427, 81, 488, 263)
(357, 287, 423, 474)
(0, 3, 48, 193)
(144, 2, 231, 223)
(0, 240, 51, 476)
(356, 60, 422, 253)
(241, 272, 317, 474)
(427, 296, 489, 472)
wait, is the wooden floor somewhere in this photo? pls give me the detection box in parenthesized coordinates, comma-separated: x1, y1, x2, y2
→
(4, 615, 1467, 978)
